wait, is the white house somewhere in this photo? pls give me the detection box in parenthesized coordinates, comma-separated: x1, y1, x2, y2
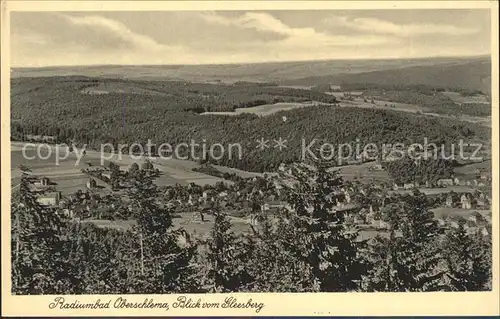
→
(437, 179, 454, 187)
(102, 172, 112, 180)
(461, 194, 472, 209)
(37, 192, 61, 207)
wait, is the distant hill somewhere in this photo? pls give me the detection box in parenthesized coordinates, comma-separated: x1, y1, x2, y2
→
(285, 59, 491, 94)
(11, 56, 490, 91)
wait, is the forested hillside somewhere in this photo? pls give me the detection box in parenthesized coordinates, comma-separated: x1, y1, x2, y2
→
(286, 59, 491, 94)
(11, 77, 490, 172)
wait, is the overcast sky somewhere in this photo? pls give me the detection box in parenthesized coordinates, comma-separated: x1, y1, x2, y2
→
(11, 10, 491, 67)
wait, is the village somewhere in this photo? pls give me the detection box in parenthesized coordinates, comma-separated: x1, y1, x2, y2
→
(28, 155, 492, 241)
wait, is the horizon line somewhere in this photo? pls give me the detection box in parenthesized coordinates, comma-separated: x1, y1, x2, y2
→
(11, 54, 491, 69)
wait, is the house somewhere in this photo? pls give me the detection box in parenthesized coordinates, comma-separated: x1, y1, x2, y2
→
(39, 177, 50, 186)
(37, 192, 61, 207)
(437, 179, 454, 187)
(468, 214, 477, 223)
(202, 190, 214, 199)
(59, 208, 74, 218)
(187, 194, 196, 206)
(166, 202, 177, 209)
(445, 194, 454, 207)
(141, 161, 154, 171)
(372, 160, 383, 171)
(369, 204, 380, 215)
(201, 201, 214, 212)
(371, 218, 389, 229)
(353, 214, 365, 224)
(448, 216, 465, 229)
(344, 190, 352, 204)
(86, 178, 97, 190)
(461, 194, 472, 209)
(262, 200, 286, 213)
(468, 211, 484, 223)
(33, 177, 51, 189)
(102, 172, 112, 180)
(26, 134, 56, 143)
(480, 226, 490, 237)
(392, 183, 401, 191)
(218, 191, 228, 198)
(453, 177, 461, 185)
(476, 198, 489, 209)
(247, 213, 263, 226)
(404, 183, 415, 190)
(437, 217, 447, 227)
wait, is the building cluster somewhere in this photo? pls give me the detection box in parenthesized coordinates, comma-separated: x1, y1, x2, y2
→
(392, 174, 490, 191)
(23, 160, 492, 240)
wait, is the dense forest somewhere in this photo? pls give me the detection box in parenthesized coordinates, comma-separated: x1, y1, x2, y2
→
(11, 163, 492, 294)
(385, 158, 456, 184)
(339, 83, 491, 117)
(11, 77, 490, 172)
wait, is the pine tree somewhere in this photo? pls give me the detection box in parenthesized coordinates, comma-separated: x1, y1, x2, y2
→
(205, 211, 251, 292)
(442, 220, 491, 291)
(243, 214, 316, 292)
(366, 191, 444, 291)
(11, 165, 67, 294)
(276, 163, 367, 292)
(127, 173, 198, 293)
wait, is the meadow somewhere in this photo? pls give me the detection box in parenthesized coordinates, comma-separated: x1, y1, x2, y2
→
(200, 101, 321, 116)
(11, 143, 226, 194)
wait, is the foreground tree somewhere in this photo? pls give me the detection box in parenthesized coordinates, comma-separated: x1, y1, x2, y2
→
(243, 215, 316, 292)
(365, 191, 444, 291)
(128, 173, 198, 293)
(11, 166, 67, 294)
(274, 163, 368, 291)
(205, 211, 251, 292)
(442, 220, 491, 291)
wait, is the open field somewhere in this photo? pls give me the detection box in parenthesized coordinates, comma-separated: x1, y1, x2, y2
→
(11, 142, 226, 193)
(82, 213, 400, 242)
(330, 162, 392, 183)
(199, 94, 490, 127)
(338, 96, 491, 126)
(81, 82, 170, 96)
(81, 211, 252, 238)
(339, 98, 427, 113)
(201, 101, 321, 117)
(431, 207, 491, 218)
(212, 165, 266, 179)
(442, 91, 490, 104)
(454, 159, 492, 176)
(390, 186, 476, 196)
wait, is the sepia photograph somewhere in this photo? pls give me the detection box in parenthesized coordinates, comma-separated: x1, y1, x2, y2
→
(1, 1, 499, 317)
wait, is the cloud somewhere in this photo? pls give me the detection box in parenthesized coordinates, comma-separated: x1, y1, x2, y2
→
(325, 16, 479, 37)
(10, 11, 489, 67)
(59, 14, 167, 51)
(199, 12, 396, 47)
(11, 13, 194, 66)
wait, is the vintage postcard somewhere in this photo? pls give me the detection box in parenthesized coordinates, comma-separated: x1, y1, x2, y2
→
(1, 0, 499, 317)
